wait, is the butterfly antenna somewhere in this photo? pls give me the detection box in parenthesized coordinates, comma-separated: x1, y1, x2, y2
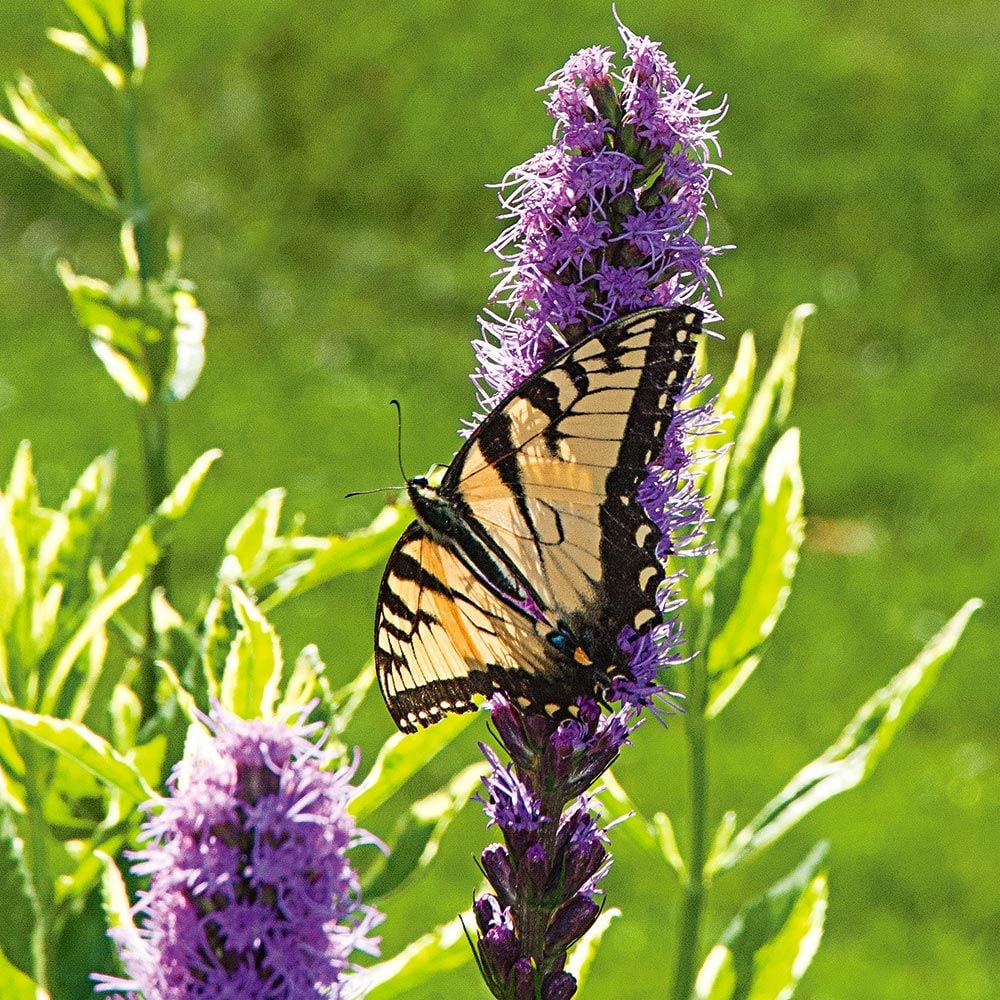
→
(390, 399, 408, 482)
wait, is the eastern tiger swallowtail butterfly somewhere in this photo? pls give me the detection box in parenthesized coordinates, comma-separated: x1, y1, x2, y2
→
(375, 306, 701, 733)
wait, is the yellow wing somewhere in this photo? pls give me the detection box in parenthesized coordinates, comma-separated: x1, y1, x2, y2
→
(375, 523, 595, 733)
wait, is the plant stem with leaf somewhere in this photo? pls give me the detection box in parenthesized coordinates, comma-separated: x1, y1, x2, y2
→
(121, 70, 169, 716)
(18, 737, 53, 994)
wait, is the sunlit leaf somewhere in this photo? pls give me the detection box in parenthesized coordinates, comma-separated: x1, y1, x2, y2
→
(325, 658, 376, 737)
(707, 429, 804, 716)
(364, 763, 487, 900)
(220, 585, 283, 719)
(695, 844, 827, 1000)
(566, 906, 621, 991)
(0, 76, 118, 211)
(350, 711, 479, 820)
(724, 305, 813, 506)
(258, 502, 411, 610)
(40, 450, 220, 714)
(49, 451, 116, 606)
(0, 945, 38, 1000)
(701, 331, 756, 518)
(57, 264, 150, 402)
(0, 494, 25, 634)
(0, 705, 154, 803)
(361, 910, 474, 999)
(225, 489, 285, 576)
(710, 600, 981, 874)
(96, 850, 135, 938)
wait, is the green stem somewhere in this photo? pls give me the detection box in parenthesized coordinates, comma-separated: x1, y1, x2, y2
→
(120, 80, 152, 282)
(135, 398, 170, 718)
(121, 68, 169, 720)
(18, 738, 53, 994)
(669, 599, 715, 1000)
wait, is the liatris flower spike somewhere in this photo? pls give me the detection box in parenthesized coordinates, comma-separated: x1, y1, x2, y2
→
(474, 698, 630, 1000)
(470, 19, 727, 998)
(472, 15, 725, 696)
(94, 707, 383, 1000)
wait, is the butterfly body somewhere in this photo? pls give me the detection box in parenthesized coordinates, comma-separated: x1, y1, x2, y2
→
(376, 307, 702, 733)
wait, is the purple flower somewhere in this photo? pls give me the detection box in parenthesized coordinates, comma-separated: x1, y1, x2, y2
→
(473, 16, 726, 703)
(94, 708, 382, 1000)
(469, 20, 727, 998)
(474, 698, 625, 1000)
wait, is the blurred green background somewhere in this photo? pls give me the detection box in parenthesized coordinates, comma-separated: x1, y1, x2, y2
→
(1, 1, 996, 997)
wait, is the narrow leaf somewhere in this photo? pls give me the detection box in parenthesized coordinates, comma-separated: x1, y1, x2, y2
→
(702, 332, 757, 518)
(350, 712, 479, 820)
(725, 305, 813, 504)
(0, 705, 154, 803)
(695, 844, 828, 1000)
(711, 600, 981, 874)
(220, 585, 283, 719)
(364, 763, 488, 900)
(361, 911, 474, 999)
(41, 450, 220, 713)
(707, 429, 804, 716)
(0, 803, 36, 977)
(259, 503, 410, 610)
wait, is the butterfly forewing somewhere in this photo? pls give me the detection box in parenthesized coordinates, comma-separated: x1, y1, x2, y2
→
(375, 307, 702, 731)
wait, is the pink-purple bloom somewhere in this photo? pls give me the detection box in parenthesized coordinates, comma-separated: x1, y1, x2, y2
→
(470, 19, 726, 998)
(94, 709, 382, 1000)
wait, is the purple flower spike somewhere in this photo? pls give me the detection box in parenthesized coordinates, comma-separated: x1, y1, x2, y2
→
(94, 708, 382, 1000)
(470, 18, 726, 1000)
(469, 17, 726, 703)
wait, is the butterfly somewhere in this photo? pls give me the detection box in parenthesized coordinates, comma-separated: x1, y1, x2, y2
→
(375, 306, 701, 733)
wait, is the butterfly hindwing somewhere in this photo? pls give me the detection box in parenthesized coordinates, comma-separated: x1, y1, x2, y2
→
(375, 306, 702, 731)
(376, 523, 600, 733)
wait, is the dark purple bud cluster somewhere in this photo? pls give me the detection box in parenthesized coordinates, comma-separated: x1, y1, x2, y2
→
(473, 697, 634, 999)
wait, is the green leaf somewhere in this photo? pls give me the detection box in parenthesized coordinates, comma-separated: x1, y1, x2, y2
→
(225, 489, 285, 576)
(350, 712, 479, 820)
(49, 451, 116, 607)
(566, 906, 621, 991)
(0, 76, 118, 212)
(40, 449, 220, 714)
(46, 27, 123, 89)
(695, 844, 828, 1000)
(0, 803, 36, 978)
(0, 705, 154, 803)
(58, 245, 207, 405)
(707, 429, 804, 716)
(258, 502, 411, 611)
(220, 585, 283, 719)
(364, 763, 488, 900)
(361, 910, 474, 999)
(710, 600, 981, 874)
(324, 657, 375, 736)
(724, 305, 813, 505)
(701, 332, 757, 518)
(594, 770, 685, 877)
(97, 849, 137, 938)
(0, 946, 39, 1000)
(0, 493, 25, 635)
(57, 263, 151, 402)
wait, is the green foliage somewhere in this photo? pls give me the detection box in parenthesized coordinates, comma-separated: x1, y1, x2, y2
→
(0, 4, 988, 998)
(363, 762, 487, 900)
(361, 911, 474, 999)
(695, 845, 828, 1000)
(708, 598, 982, 876)
(0, 75, 117, 212)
